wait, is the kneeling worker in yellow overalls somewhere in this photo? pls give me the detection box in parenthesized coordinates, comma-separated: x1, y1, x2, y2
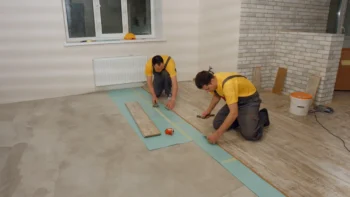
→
(194, 68, 270, 144)
(145, 55, 178, 110)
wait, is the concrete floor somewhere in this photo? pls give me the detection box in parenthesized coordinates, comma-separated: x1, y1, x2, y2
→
(0, 92, 256, 197)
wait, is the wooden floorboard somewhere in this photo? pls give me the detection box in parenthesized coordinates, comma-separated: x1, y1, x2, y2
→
(125, 101, 161, 137)
(143, 82, 350, 197)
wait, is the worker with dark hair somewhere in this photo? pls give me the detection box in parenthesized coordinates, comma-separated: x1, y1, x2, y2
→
(194, 68, 270, 144)
(144, 55, 178, 110)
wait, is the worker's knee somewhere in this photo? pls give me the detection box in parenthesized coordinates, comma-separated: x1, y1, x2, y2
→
(213, 117, 239, 131)
(154, 88, 163, 97)
(242, 134, 258, 141)
(241, 129, 263, 141)
(213, 120, 222, 130)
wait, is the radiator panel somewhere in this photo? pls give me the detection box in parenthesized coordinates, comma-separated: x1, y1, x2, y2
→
(93, 56, 148, 87)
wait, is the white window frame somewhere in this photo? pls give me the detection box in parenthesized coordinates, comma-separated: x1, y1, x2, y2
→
(62, 0, 156, 43)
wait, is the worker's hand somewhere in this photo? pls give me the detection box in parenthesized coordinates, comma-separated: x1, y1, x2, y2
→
(166, 99, 175, 110)
(207, 132, 221, 144)
(201, 109, 211, 118)
(152, 95, 158, 105)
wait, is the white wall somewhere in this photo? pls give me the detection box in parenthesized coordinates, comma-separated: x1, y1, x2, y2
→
(0, 0, 199, 104)
(198, 0, 241, 72)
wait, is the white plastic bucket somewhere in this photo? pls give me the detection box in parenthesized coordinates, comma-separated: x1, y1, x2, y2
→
(289, 92, 312, 116)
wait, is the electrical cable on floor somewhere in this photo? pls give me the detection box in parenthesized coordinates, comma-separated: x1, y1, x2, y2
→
(313, 112, 350, 153)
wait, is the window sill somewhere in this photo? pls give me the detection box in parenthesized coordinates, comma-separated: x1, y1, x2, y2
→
(64, 38, 167, 47)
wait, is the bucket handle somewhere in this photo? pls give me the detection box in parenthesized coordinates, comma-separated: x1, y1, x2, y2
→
(297, 106, 305, 108)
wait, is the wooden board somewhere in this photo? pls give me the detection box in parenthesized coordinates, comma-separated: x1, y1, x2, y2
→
(125, 102, 161, 137)
(252, 67, 261, 91)
(272, 67, 287, 94)
(305, 75, 321, 105)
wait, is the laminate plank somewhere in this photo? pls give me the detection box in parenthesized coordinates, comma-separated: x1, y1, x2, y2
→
(305, 75, 321, 104)
(125, 102, 161, 137)
(272, 67, 287, 94)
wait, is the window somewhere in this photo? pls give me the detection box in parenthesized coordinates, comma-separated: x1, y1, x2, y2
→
(63, 0, 155, 42)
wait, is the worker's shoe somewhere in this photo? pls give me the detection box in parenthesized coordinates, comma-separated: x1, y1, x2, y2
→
(260, 108, 270, 127)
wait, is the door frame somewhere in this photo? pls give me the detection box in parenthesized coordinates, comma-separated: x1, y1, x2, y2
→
(333, 0, 350, 90)
(337, 0, 349, 34)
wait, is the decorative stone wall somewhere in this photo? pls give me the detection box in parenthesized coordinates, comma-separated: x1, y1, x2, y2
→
(273, 32, 344, 104)
(237, 0, 344, 104)
(238, 0, 331, 88)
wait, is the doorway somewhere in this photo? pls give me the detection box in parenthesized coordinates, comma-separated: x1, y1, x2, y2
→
(327, 0, 350, 90)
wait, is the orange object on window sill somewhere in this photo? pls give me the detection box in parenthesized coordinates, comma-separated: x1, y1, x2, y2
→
(124, 32, 136, 40)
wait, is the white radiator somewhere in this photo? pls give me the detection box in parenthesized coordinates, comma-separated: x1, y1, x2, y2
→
(93, 55, 148, 87)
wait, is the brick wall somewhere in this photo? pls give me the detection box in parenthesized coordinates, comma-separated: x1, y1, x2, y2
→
(238, 0, 331, 89)
(273, 32, 343, 104)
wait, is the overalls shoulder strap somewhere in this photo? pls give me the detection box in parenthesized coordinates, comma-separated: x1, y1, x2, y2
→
(214, 75, 246, 97)
(221, 75, 246, 89)
(164, 56, 171, 69)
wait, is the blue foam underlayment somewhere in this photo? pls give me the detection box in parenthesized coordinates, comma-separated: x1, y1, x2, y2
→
(108, 87, 285, 197)
(108, 88, 191, 151)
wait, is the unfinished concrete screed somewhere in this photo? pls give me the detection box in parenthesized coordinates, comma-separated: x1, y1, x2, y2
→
(0, 91, 257, 197)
